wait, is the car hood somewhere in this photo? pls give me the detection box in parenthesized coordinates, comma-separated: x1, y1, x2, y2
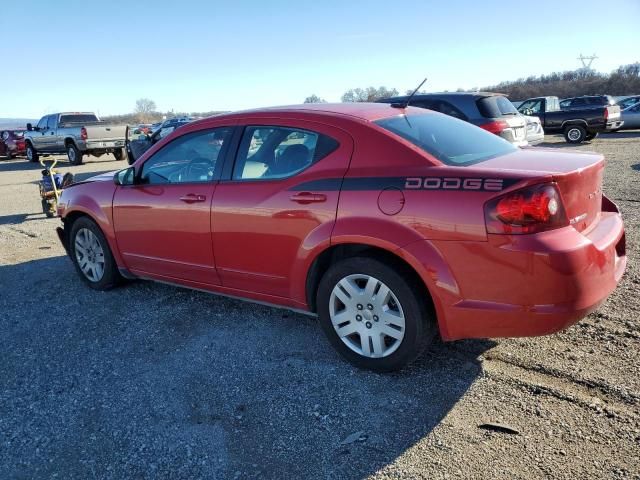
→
(69, 170, 117, 187)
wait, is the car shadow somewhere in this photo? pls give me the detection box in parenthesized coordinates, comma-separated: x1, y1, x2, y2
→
(632, 163, 640, 171)
(1, 256, 495, 479)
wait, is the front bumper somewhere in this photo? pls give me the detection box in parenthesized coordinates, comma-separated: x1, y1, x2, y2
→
(430, 198, 626, 341)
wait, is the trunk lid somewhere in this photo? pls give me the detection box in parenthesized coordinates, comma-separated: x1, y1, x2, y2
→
(605, 104, 621, 121)
(478, 147, 604, 232)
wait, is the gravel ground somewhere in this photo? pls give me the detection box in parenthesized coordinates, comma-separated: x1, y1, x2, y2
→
(1, 134, 639, 480)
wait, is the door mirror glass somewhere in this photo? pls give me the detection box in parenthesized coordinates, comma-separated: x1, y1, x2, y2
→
(26, 123, 33, 131)
(114, 167, 135, 186)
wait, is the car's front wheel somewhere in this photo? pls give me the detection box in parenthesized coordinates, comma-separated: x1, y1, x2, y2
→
(317, 257, 436, 372)
(69, 217, 120, 290)
(26, 143, 38, 162)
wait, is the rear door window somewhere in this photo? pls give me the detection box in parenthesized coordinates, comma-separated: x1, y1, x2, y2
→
(476, 96, 518, 118)
(232, 126, 338, 180)
(375, 112, 516, 166)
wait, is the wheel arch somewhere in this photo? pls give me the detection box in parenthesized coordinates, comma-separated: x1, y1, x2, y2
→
(304, 240, 456, 338)
(561, 119, 588, 129)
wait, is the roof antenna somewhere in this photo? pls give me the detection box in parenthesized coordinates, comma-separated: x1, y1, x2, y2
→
(392, 78, 427, 109)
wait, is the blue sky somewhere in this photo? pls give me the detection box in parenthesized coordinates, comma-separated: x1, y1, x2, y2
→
(1, 0, 639, 118)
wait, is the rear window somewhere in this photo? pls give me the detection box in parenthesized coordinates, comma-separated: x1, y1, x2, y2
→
(375, 112, 516, 166)
(476, 96, 518, 118)
(59, 114, 99, 124)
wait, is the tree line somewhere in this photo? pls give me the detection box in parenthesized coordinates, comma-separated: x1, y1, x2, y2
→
(302, 63, 640, 103)
(104, 63, 640, 125)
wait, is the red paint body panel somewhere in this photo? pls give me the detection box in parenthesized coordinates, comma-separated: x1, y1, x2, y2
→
(57, 104, 627, 342)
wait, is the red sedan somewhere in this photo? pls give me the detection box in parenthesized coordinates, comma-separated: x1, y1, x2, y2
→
(0, 129, 26, 158)
(56, 103, 626, 371)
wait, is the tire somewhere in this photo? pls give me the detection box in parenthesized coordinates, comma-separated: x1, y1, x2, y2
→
(585, 132, 599, 141)
(5, 149, 13, 160)
(66, 143, 83, 165)
(113, 148, 126, 161)
(564, 125, 587, 143)
(69, 216, 121, 290)
(317, 257, 436, 372)
(26, 143, 39, 162)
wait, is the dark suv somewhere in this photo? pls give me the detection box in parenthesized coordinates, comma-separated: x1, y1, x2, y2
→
(378, 93, 528, 146)
(559, 95, 617, 110)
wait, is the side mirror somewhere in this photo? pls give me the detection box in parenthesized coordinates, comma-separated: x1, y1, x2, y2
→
(114, 167, 135, 186)
(27, 123, 33, 131)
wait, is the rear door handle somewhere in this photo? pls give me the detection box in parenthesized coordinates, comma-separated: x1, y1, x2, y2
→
(179, 194, 206, 203)
(289, 192, 327, 204)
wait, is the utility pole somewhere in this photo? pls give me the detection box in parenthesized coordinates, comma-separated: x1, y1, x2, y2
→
(577, 53, 598, 71)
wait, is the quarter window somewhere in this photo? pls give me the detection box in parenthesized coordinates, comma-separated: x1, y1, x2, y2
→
(140, 127, 232, 184)
(232, 126, 338, 180)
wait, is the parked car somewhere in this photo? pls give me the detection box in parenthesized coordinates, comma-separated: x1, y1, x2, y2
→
(0, 129, 26, 159)
(616, 95, 640, 110)
(613, 101, 640, 131)
(24, 112, 127, 165)
(125, 117, 194, 164)
(517, 96, 623, 143)
(379, 92, 529, 146)
(559, 95, 617, 110)
(523, 115, 544, 145)
(56, 103, 626, 372)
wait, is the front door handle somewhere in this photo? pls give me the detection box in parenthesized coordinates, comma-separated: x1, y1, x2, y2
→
(179, 194, 206, 203)
(289, 192, 327, 204)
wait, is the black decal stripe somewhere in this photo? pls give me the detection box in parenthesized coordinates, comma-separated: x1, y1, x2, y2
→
(289, 177, 523, 192)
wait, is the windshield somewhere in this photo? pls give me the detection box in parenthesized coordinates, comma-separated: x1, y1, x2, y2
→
(375, 112, 517, 166)
(59, 114, 99, 124)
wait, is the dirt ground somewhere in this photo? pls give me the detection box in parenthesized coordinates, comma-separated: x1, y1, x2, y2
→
(1, 133, 639, 480)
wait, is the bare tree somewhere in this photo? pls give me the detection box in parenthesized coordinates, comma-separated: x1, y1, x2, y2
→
(341, 86, 399, 103)
(134, 98, 157, 123)
(303, 94, 327, 103)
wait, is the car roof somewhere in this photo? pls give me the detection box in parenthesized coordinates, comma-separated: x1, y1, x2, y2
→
(196, 103, 429, 123)
(383, 92, 507, 101)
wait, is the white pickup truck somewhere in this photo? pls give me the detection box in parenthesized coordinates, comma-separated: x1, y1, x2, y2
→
(24, 112, 127, 165)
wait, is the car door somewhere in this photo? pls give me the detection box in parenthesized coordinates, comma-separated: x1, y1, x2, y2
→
(45, 114, 60, 151)
(112, 126, 234, 285)
(624, 103, 640, 129)
(32, 116, 49, 151)
(212, 120, 353, 298)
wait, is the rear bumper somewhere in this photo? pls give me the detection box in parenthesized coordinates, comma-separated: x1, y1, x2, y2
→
(84, 139, 125, 151)
(427, 199, 626, 341)
(604, 120, 624, 131)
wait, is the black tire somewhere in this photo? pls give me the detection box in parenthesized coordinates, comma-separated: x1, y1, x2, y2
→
(26, 143, 39, 162)
(113, 148, 126, 161)
(317, 257, 436, 372)
(69, 216, 121, 290)
(5, 149, 13, 160)
(66, 143, 83, 165)
(585, 132, 599, 141)
(563, 125, 587, 144)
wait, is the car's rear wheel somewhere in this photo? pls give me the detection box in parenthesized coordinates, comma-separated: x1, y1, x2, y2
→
(317, 257, 436, 372)
(69, 217, 120, 290)
(113, 148, 126, 161)
(67, 143, 83, 165)
(26, 143, 38, 162)
(564, 125, 586, 143)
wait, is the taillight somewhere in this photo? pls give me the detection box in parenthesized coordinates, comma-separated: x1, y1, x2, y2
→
(80, 127, 88, 140)
(484, 183, 568, 234)
(480, 120, 509, 135)
(604, 108, 609, 120)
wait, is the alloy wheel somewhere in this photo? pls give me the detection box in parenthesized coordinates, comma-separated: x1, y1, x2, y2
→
(329, 274, 405, 358)
(74, 228, 105, 282)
